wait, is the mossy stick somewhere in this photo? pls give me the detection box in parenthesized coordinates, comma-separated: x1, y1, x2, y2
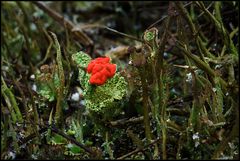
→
(139, 68, 152, 143)
(175, 1, 215, 59)
(157, 13, 172, 160)
(49, 32, 65, 125)
(195, 1, 238, 57)
(16, 1, 31, 36)
(9, 118, 20, 154)
(2, 89, 17, 124)
(1, 76, 23, 123)
(13, 79, 33, 134)
(105, 131, 114, 159)
(36, 29, 53, 67)
(176, 43, 228, 89)
(220, 27, 238, 56)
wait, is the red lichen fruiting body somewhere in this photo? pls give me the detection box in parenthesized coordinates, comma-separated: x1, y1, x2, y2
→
(86, 56, 116, 86)
(91, 64, 104, 75)
(89, 72, 107, 85)
(105, 64, 116, 77)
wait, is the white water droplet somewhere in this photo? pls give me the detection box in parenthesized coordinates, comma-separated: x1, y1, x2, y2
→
(215, 64, 222, 69)
(195, 141, 200, 147)
(212, 88, 217, 92)
(128, 60, 133, 65)
(71, 92, 80, 101)
(8, 151, 16, 159)
(30, 74, 35, 80)
(2, 66, 9, 71)
(186, 73, 192, 83)
(32, 84, 37, 92)
(80, 100, 85, 106)
(192, 132, 199, 140)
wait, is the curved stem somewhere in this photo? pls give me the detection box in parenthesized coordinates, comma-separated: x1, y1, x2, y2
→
(49, 32, 65, 126)
(139, 68, 152, 143)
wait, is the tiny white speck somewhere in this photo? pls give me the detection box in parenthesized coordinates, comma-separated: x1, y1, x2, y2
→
(32, 84, 37, 92)
(66, 143, 74, 148)
(186, 73, 192, 83)
(71, 93, 80, 101)
(19, 132, 24, 138)
(226, 92, 229, 96)
(76, 87, 83, 95)
(36, 54, 41, 60)
(192, 132, 199, 140)
(30, 74, 35, 80)
(70, 72, 73, 78)
(8, 151, 16, 159)
(171, 88, 176, 93)
(195, 141, 200, 147)
(128, 60, 133, 65)
(20, 144, 26, 149)
(215, 65, 221, 69)
(31, 154, 38, 160)
(30, 23, 37, 31)
(228, 142, 235, 149)
(80, 100, 85, 105)
(212, 88, 217, 92)
(2, 66, 9, 71)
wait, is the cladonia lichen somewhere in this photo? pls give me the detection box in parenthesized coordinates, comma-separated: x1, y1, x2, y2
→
(72, 51, 92, 68)
(72, 51, 127, 115)
(35, 66, 61, 102)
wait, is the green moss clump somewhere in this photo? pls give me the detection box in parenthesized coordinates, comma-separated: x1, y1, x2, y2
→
(72, 51, 128, 116)
(72, 51, 92, 68)
(84, 73, 127, 114)
(35, 67, 61, 102)
(144, 31, 155, 41)
(38, 84, 55, 102)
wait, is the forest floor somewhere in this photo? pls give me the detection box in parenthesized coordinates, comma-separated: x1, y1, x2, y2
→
(1, 1, 239, 160)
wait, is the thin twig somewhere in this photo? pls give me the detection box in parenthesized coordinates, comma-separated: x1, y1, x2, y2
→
(196, 2, 215, 19)
(147, 15, 168, 29)
(50, 125, 96, 156)
(1, 76, 23, 123)
(155, 3, 174, 158)
(147, 1, 193, 29)
(110, 113, 184, 132)
(49, 32, 65, 125)
(36, 29, 53, 67)
(110, 117, 143, 126)
(32, 1, 93, 47)
(139, 67, 152, 143)
(73, 24, 145, 43)
(17, 121, 97, 157)
(104, 26, 145, 43)
(116, 138, 161, 160)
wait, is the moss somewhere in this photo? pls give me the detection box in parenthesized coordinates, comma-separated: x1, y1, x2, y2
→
(72, 51, 128, 116)
(144, 31, 155, 42)
(38, 84, 55, 102)
(78, 69, 91, 90)
(35, 67, 61, 102)
(72, 51, 92, 68)
(84, 73, 127, 114)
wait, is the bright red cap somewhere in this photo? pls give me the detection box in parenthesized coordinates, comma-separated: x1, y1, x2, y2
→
(87, 57, 116, 86)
